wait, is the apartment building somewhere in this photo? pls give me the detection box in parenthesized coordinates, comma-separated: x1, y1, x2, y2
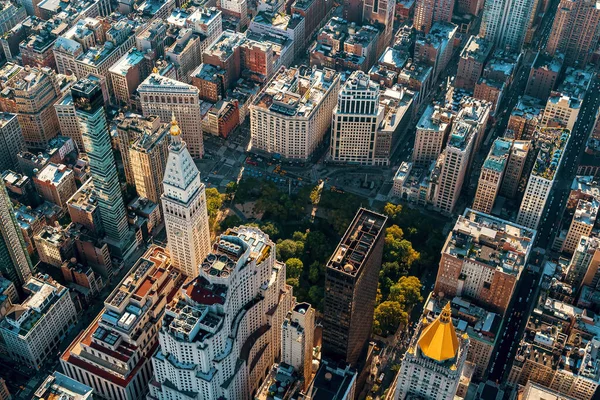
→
(524, 51, 564, 100)
(282, 302, 315, 390)
(435, 208, 536, 314)
(250, 66, 340, 161)
(541, 67, 592, 131)
(455, 35, 493, 90)
(0, 113, 26, 172)
(33, 163, 77, 209)
(499, 139, 531, 199)
(561, 199, 599, 255)
(472, 138, 511, 214)
(0, 275, 77, 369)
(479, 0, 536, 52)
(413, 0, 455, 33)
(109, 49, 150, 107)
(34, 225, 73, 268)
(413, 105, 452, 166)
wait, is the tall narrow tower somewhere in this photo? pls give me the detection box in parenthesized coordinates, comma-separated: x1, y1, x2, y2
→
(0, 186, 33, 287)
(72, 78, 133, 255)
(161, 115, 211, 278)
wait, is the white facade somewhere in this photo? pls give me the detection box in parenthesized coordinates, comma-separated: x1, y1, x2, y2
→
(541, 93, 580, 131)
(250, 67, 340, 161)
(139, 74, 204, 158)
(161, 118, 211, 278)
(281, 302, 315, 389)
(149, 226, 293, 400)
(0, 276, 77, 369)
(479, 0, 535, 52)
(330, 71, 385, 165)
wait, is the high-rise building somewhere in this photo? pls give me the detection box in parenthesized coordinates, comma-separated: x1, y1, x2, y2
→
(12, 66, 64, 148)
(472, 138, 511, 214)
(412, 105, 452, 166)
(517, 128, 571, 230)
(138, 73, 204, 158)
(507, 96, 544, 140)
(394, 302, 471, 400)
(413, 0, 455, 33)
(330, 71, 384, 165)
(479, 0, 536, 52)
(72, 78, 134, 255)
(54, 93, 85, 152)
(0, 275, 77, 369)
(61, 246, 186, 400)
(567, 236, 600, 291)
(499, 139, 530, 199)
(282, 302, 315, 390)
(322, 209, 387, 365)
(0, 186, 34, 287)
(161, 116, 211, 278)
(524, 51, 564, 100)
(363, 0, 396, 47)
(541, 67, 592, 131)
(414, 22, 458, 80)
(33, 163, 77, 209)
(34, 225, 73, 268)
(561, 199, 599, 254)
(250, 66, 340, 161)
(546, 0, 600, 67)
(455, 35, 493, 90)
(148, 226, 293, 400)
(435, 209, 536, 314)
(128, 118, 169, 206)
(0, 112, 25, 172)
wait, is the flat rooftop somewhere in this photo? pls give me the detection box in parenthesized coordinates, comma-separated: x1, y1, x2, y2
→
(531, 127, 570, 181)
(109, 49, 146, 77)
(460, 35, 492, 64)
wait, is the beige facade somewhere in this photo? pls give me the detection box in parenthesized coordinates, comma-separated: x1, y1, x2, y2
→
(472, 138, 511, 214)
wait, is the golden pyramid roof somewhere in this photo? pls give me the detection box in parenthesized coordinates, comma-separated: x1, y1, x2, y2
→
(417, 302, 459, 362)
(170, 113, 181, 136)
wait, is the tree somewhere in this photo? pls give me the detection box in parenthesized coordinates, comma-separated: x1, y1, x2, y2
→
(389, 276, 422, 308)
(205, 188, 223, 218)
(277, 239, 304, 260)
(225, 181, 238, 201)
(373, 301, 407, 336)
(308, 261, 321, 283)
(286, 277, 299, 289)
(260, 221, 280, 239)
(308, 286, 324, 311)
(384, 225, 420, 266)
(219, 215, 242, 231)
(310, 185, 322, 205)
(292, 231, 307, 242)
(383, 203, 402, 219)
(286, 258, 303, 279)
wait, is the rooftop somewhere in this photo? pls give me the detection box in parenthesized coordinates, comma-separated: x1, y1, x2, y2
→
(306, 360, 356, 400)
(255, 363, 301, 400)
(417, 104, 452, 131)
(327, 208, 387, 276)
(34, 372, 93, 400)
(35, 163, 72, 185)
(252, 66, 339, 118)
(36, 225, 69, 246)
(203, 29, 245, 61)
(482, 138, 511, 172)
(444, 208, 536, 275)
(109, 49, 146, 77)
(531, 127, 570, 181)
(460, 35, 492, 64)
(532, 51, 564, 74)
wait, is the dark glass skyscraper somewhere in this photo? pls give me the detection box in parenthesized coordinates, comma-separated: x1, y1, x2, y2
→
(322, 208, 387, 365)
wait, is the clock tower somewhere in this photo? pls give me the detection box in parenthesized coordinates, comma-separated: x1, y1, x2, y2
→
(161, 115, 211, 277)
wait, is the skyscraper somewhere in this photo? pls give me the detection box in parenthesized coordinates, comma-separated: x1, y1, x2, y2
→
(322, 208, 387, 365)
(0, 112, 25, 172)
(282, 302, 315, 390)
(161, 115, 211, 278)
(330, 71, 384, 165)
(72, 79, 134, 255)
(0, 186, 33, 287)
(546, 0, 600, 67)
(148, 226, 293, 400)
(138, 74, 204, 158)
(394, 303, 471, 400)
(479, 0, 536, 52)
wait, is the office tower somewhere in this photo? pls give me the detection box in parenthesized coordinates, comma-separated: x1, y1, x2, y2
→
(517, 128, 570, 230)
(33, 163, 77, 209)
(435, 209, 536, 314)
(0, 186, 34, 287)
(72, 79, 133, 254)
(524, 52, 564, 100)
(330, 71, 384, 165)
(434, 120, 477, 214)
(128, 121, 169, 206)
(394, 303, 471, 400)
(12, 66, 62, 148)
(0, 275, 77, 369)
(546, 0, 600, 67)
(414, 0, 455, 33)
(148, 226, 293, 400)
(412, 105, 452, 166)
(561, 199, 599, 254)
(479, 0, 536, 52)
(61, 246, 186, 400)
(499, 140, 531, 199)
(34, 372, 93, 400)
(250, 67, 340, 161)
(541, 67, 592, 131)
(0, 113, 25, 172)
(138, 73, 204, 158)
(455, 36, 493, 90)
(161, 116, 211, 278)
(322, 209, 387, 365)
(282, 302, 315, 390)
(472, 138, 511, 214)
